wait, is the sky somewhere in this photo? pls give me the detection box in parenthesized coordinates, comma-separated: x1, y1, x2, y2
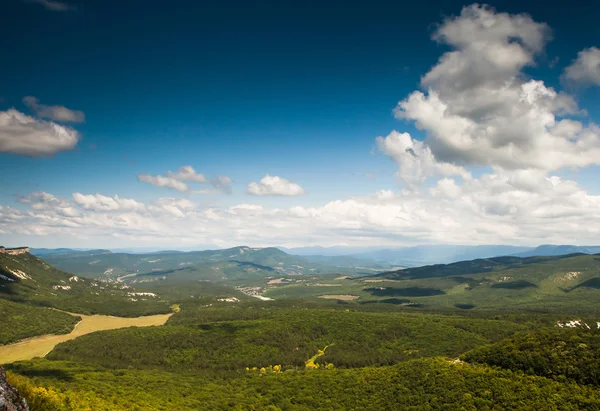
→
(1, 0, 600, 249)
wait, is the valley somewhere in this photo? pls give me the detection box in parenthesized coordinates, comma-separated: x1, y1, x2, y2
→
(0, 311, 172, 364)
(3, 1, 600, 409)
(3, 247, 600, 409)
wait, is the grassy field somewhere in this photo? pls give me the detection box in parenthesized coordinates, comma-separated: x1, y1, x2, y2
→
(0, 311, 172, 364)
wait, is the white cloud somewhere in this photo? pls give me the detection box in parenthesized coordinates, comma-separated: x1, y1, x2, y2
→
(563, 47, 600, 87)
(72, 193, 145, 212)
(3, 5, 600, 249)
(17, 192, 78, 218)
(247, 175, 305, 196)
(138, 166, 232, 193)
(137, 174, 189, 192)
(2, 172, 600, 247)
(387, 4, 600, 174)
(148, 198, 195, 218)
(376, 131, 470, 185)
(167, 166, 209, 183)
(0, 109, 80, 156)
(23, 97, 85, 123)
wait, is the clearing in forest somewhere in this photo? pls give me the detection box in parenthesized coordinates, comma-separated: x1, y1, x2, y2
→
(0, 312, 172, 364)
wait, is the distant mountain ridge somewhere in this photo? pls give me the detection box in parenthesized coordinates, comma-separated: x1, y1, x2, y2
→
(31, 248, 112, 257)
(29, 244, 600, 273)
(373, 253, 590, 281)
(513, 245, 600, 258)
(282, 244, 600, 266)
(37, 246, 387, 282)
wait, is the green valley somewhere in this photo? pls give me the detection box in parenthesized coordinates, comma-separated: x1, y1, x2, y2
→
(4, 250, 600, 409)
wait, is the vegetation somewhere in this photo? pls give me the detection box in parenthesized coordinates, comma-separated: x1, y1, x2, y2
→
(40, 246, 384, 282)
(265, 253, 600, 315)
(8, 357, 600, 410)
(463, 328, 600, 386)
(5, 252, 600, 409)
(0, 299, 79, 345)
(0, 312, 172, 364)
(0, 252, 171, 317)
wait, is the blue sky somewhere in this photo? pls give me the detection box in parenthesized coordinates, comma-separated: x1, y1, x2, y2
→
(1, 0, 600, 248)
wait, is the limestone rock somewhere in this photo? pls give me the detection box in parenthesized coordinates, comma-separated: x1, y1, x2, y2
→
(0, 366, 29, 411)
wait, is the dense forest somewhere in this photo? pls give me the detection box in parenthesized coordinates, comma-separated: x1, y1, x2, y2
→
(4, 253, 600, 409)
(0, 300, 79, 345)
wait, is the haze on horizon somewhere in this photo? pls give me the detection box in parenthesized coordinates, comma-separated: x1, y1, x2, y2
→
(1, 0, 600, 250)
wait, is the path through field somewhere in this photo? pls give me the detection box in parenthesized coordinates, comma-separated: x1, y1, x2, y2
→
(0, 312, 172, 364)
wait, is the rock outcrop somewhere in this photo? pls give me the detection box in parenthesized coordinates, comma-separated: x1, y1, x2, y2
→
(0, 366, 29, 411)
(0, 247, 30, 256)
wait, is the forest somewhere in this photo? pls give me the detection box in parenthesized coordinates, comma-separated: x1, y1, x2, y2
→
(4, 252, 600, 410)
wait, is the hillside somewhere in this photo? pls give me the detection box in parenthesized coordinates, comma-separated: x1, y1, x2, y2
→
(0, 299, 79, 345)
(6, 301, 600, 410)
(0, 252, 170, 316)
(462, 328, 600, 386)
(260, 253, 600, 315)
(514, 245, 600, 258)
(373, 253, 586, 280)
(41, 246, 384, 283)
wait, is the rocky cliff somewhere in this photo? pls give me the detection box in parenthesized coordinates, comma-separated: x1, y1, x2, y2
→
(0, 366, 29, 411)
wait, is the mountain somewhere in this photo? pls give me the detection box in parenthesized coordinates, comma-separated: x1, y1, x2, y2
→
(513, 245, 600, 258)
(352, 245, 533, 266)
(263, 252, 600, 314)
(40, 246, 386, 283)
(285, 244, 600, 266)
(30, 248, 112, 257)
(372, 254, 585, 281)
(0, 251, 170, 316)
(279, 246, 384, 256)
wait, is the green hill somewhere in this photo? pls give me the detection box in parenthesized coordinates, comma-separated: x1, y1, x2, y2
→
(40, 246, 384, 283)
(462, 327, 600, 386)
(261, 253, 600, 315)
(0, 252, 170, 317)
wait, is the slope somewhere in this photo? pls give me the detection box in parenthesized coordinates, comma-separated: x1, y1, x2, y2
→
(41, 246, 383, 282)
(0, 252, 170, 316)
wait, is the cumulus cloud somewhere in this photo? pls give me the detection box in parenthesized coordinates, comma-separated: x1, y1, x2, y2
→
(138, 174, 189, 192)
(72, 193, 145, 212)
(148, 198, 195, 218)
(0, 109, 80, 156)
(385, 4, 600, 175)
(3, 171, 600, 247)
(3, 5, 600, 248)
(23, 96, 85, 123)
(17, 192, 79, 218)
(376, 131, 470, 185)
(562, 47, 600, 87)
(167, 166, 209, 183)
(247, 175, 305, 196)
(138, 166, 232, 193)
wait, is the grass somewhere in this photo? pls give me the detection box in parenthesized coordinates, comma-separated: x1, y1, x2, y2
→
(0, 311, 172, 364)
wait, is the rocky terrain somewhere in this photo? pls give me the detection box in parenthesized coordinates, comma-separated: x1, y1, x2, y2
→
(0, 366, 28, 411)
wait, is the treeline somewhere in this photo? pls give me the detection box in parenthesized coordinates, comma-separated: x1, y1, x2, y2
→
(8, 358, 600, 410)
(463, 328, 600, 386)
(0, 300, 79, 345)
(47, 308, 528, 372)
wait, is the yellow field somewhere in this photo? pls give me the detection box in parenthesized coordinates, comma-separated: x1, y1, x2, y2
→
(0, 312, 172, 364)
